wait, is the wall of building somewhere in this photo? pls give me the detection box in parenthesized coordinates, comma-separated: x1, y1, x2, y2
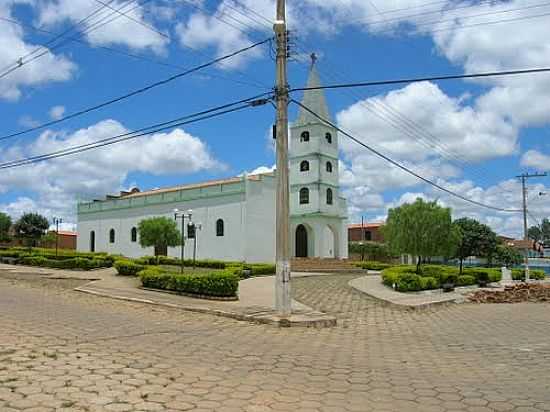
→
(348, 226, 385, 243)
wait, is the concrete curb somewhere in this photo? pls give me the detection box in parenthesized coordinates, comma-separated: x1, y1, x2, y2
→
(349, 276, 464, 310)
(75, 284, 336, 328)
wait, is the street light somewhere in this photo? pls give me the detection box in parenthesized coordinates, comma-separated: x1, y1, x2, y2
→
(174, 209, 192, 274)
(52, 217, 62, 257)
(188, 222, 202, 270)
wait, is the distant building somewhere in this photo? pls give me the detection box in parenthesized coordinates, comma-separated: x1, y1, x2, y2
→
(76, 61, 349, 262)
(499, 236, 545, 258)
(348, 223, 384, 243)
(43, 231, 77, 250)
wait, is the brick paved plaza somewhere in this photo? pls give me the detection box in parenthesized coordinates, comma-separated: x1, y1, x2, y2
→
(1, 272, 550, 411)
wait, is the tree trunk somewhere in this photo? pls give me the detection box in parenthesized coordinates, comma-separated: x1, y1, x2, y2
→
(416, 256, 422, 274)
(460, 258, 464, 275)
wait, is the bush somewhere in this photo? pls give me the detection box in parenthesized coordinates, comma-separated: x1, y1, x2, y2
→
(20, 255, 107, 270)
(456, 275, 476, 287)
(139, 269, 239, 298)
(114, 260, 145, 276)
(396, 273, 422, 292)
(463, 268, 501, 283)
(21, 256, 48, 266)
(355, 261, 393, 271)
(512, 269, 546, 281)
(419, 276, 439, 290)
(242, 263, 276, 277)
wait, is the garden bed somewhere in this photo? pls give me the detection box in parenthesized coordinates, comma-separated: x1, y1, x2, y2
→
(0, 248, 115, 270)
(469, 283, 550, 303)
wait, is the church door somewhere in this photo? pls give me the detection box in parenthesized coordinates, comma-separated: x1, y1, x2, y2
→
(295, 225, 308, 258)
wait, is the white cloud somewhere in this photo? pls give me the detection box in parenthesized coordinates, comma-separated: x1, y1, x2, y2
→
(18, 115, 41, 128)
(0, 119, 224, 224)
(37, 0, 168, 53)
(0, 2, 76, 101)
(521, 150, 550, 172)
(49, 105, 66, 120)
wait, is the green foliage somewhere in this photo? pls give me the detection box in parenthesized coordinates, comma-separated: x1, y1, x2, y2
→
(528, 218, 550, 244)
(139, 269, 239, 297)
(453, 218, 497, 272)
(463, 268, 502, 283)
(13, 213, 50, 246)
(383, 198, 461, 272)
(456, 275, 477, 286)
(21, 255, 108, 270)
(0, 212, 11, 243)
(240, 263, 276, 277)
(419, 276, 439, 290)
(114, 260, 145, 276)
(493, 244, 523, 267)
(355, 261, 394, 271)
(348, 241, 392, 261)
(511, 269, 546, 281)
(394, 273, 421, 292)
(138, 217, 181, 256)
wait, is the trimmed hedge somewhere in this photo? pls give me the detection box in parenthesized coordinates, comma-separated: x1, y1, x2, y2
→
(382, 265, 504, 292)
(355, 261, 394, 271)
(139, 268, 239, 298)
(20, 256, 108, 270)
(512, 269, 546, 281)
(114, 260, 145, 276)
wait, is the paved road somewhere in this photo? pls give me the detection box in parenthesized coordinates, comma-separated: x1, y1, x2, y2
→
(1, 272, 550, 411)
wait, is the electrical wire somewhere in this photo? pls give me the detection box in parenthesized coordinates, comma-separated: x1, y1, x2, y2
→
(291, 98, 521, 213)
(0, 37, 272, 143)
(0, 93, 272, 169)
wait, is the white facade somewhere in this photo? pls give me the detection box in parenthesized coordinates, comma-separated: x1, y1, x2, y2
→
(77, 62, 348, 262)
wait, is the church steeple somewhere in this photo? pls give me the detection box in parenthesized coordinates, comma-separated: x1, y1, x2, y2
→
(294, 54, 332, 127)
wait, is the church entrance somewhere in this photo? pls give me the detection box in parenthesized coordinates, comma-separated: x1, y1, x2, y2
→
(295, 224, 308, 257)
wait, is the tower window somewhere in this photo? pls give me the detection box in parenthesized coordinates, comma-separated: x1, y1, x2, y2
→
(300, 131, 310, 142)
(131, 227, 137, 242)
(300, 160, 310, 172)
(109, 229, 115, 244)
(299, 188, 310, 205)
(325, 132, 332, 144)
(326, 161, 333, 173)
(327, 188, 333, 205)
(216, 219, 224, 237)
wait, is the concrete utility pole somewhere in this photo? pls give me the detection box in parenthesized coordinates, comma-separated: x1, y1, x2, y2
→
(274, 0, 291, 316)
(517, 172, 547, 281)
(53, 217, 62, 257)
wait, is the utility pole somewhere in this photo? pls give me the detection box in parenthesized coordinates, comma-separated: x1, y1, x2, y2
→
(517, 172, 547, 281)
(274, 0, 291, 316)
(53, 217, 62, 257)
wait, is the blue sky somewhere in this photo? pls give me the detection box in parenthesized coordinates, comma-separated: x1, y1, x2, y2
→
(0, 0, 549, 236)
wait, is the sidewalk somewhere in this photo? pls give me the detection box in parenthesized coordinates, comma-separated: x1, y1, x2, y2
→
(0, 263, 336, 328)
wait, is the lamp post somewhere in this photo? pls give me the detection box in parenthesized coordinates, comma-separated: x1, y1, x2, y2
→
(53, 217, 62, 257)
(189, 223, 202, 270)
(174, 209, 192, 274)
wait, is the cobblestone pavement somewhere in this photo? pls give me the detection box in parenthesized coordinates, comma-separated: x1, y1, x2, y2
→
(1, 272, 550, 411)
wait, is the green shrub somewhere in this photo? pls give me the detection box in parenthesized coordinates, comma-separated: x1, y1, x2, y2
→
(395, 273, 422, 292)
(114, 260, 145, 276)
(463, 268, 501, 283)
(419, 276, 439, 290)
(441, 273, 458, 285)
(21, 256, 48, 266)
(242, 263, 276, 276)
(139, 269, 239, 298)
(355, 261, 393, 271)
(456, 275, 476, 286)
(511, 269, 546, 281)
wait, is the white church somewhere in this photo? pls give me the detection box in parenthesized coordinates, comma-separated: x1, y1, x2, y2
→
(77, 63, 349, 263)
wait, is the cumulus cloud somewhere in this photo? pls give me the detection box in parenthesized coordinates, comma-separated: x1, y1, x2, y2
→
(49, 105, 66, 120)
(521, 150, 550, 171)
(0, 2, 76, 101)
(0, 120, 224, 224)
(37, 0, 168, 53)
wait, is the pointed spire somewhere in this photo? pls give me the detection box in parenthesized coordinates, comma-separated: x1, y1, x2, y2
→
(294, 55, 331, 127)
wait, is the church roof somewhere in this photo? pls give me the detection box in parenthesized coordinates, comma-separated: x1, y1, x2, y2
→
(294, 57, 332, 128)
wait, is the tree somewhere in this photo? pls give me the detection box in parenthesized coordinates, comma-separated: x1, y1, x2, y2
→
(453, 218, 498, 274)
(383, 198, 461, 273)
(528, 218, 550, 245)
(138, 217, 181, 257)
(493, 244, 523, 267)
(13, 213, 50, 247)
(0, 212, 11, 243)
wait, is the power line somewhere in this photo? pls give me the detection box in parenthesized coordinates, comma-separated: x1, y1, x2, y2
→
(0, 37, 271, 143)
(289, 67, 550, 93)
(0, 15, 265, 90)
(0, 93, 272, 169)
(291, 98, 521, 213)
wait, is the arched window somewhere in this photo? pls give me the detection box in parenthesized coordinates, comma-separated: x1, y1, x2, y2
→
(300, 131, 310, 142)
(326, 161, 333, 173)
(325, 132, 332, 144)
(131, 227, 137, 242)
(90, 231, 95, 253)
(327, 188, 333, 205)
(109, 229, 115, 244)
(299, 188, 309, 205)
(216, 219, 224, 237)
(300, 160, 310, 172)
